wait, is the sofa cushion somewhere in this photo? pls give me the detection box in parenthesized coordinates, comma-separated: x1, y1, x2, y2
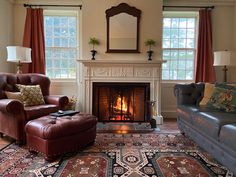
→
(199, 83, 215, 106)
(177, 105, 221, 125)
(192, 112, 236, 139)
(16, 84, 45, 106)
(177, 105, 201, 124)
(219, 124, 236, 153)
(207, 86, 236, 112)
(24, 104, 59, 121)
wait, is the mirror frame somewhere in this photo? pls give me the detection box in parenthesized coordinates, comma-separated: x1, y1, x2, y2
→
(106, 3, 141, 53)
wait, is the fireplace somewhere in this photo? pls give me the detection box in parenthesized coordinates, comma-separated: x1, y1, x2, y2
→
(93, 83, 150, 122)
(77, 60, 165, 124)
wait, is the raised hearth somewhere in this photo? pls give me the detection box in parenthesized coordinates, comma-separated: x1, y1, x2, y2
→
(77, 60, 165, 124)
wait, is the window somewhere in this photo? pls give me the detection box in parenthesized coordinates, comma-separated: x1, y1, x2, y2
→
(162, 12, 198, 80)
(44, 10, 79, 79)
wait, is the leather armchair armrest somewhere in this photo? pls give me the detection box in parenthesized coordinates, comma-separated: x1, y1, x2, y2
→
(174, 83, 204, 106)
(44, 95, 69, 109)
(0, 99, 24, 114)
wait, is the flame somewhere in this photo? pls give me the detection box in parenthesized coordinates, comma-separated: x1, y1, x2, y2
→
(114, 96, 127, 112)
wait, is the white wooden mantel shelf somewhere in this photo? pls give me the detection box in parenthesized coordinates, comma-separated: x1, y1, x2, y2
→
(77, 59, 166, 64)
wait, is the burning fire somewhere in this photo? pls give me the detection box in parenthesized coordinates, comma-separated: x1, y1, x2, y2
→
(114, 96, 127, 112)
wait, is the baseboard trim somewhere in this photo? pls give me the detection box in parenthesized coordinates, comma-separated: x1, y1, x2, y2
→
(161, 111, 176, 119)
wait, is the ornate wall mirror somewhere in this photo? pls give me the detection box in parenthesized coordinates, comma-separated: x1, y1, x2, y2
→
(106, 3, 141, 53)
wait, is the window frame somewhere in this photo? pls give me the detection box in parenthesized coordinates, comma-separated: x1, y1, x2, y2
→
(43, 9, 81, 81)
(162, 11, 199, 82)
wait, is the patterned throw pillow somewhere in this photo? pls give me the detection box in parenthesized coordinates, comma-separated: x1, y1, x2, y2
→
(199, 83, 215, 106)
(16, 84, 45, 106)
(5, 91, 22, 102)
(215, 83, 236, 90)
(207, 86, 236, 112)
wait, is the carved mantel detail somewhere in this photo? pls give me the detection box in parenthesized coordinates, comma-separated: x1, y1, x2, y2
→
(77, 59, 166, 124)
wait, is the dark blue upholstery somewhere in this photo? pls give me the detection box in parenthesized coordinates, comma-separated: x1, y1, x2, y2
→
(174, 83, 236, 175)
(220, 124, 236, 153)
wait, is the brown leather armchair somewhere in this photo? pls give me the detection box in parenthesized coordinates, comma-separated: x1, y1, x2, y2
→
(0, 73, 69, 143)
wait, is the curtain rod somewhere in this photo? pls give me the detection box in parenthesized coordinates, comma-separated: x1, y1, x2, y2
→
(163, 5, 214, 10)
(23, 4, 82, 10)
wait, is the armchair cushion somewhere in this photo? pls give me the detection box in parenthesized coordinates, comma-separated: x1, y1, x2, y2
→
(16, 84, 45, 106)
(24, 104, 59, 121)
(5, 91, 22, 102)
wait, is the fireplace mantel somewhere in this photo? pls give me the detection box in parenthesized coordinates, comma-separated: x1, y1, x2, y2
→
(77, 59, 166, 124)
(78, 59, 165, 65)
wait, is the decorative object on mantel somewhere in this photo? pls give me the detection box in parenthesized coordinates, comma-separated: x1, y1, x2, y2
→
(145, 39, 156, 61)
(89, 37, 100, 60)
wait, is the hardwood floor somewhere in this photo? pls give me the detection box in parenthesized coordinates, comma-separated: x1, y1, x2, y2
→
(0, 118, 179, 150)
(0, 136, 14, 150)
(159, 118, 179, 133)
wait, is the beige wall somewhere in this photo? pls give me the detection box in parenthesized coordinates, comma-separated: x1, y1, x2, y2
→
(13, 0, 163, 60)
(82, 0, 163, 60)
(0, 0, 14, 73)
(212, 6, 236, 82)
(10, 0, 236, 118)
(13, 0, 163, 98)
(13, 3, 26, 46)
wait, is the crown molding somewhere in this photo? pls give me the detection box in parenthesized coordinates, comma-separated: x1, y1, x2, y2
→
(14, 0, 82, 5)
(164, 0, 236, 6)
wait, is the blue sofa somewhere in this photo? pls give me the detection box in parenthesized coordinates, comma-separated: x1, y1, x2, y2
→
(174, 83, 236, 174)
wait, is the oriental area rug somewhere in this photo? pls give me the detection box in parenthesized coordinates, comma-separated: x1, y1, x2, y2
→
(0, 133, 234, 177)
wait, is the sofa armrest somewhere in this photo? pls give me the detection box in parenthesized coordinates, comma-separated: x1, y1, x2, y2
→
(174, 83, 204, 106)
(44, 95, 69, 109)
(0, 99, 24, 114)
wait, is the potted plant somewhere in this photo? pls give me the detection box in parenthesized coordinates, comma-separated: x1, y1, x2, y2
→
(144, 39, 156, 60)
(89, 37, 100, 60)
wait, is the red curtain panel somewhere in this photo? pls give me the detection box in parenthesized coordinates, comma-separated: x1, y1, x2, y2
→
(195, 9, 216, 83)
(22, 8, 45, 74)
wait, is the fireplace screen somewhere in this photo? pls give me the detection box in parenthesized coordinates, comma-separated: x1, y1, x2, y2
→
(93, 83, 150, 122)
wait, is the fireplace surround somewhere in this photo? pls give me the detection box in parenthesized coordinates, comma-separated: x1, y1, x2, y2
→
(77, 60, 165, 124)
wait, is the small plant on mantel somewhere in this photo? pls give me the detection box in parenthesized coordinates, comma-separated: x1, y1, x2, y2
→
(144, 39, 157, 60)
(89, 37, 100, 60)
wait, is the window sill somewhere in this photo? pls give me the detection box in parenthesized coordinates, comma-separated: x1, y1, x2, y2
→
(50, 78, 76, 82)
(162, 80, 194, 84)
(50, 79, 77, 84)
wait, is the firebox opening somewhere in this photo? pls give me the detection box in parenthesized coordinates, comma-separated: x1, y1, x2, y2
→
(93, 83, 150, 122)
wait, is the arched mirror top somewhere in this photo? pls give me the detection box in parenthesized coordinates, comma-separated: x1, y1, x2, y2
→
(106, 3, 141, 18)
(106, 3, 141, 53)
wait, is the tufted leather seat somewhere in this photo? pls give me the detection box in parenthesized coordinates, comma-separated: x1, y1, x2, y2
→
(25, 113, 97, 161)
(0, 73, 69, 143)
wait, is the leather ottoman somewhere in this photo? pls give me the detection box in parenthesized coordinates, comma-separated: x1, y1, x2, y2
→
(25, 113, 97, 161)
